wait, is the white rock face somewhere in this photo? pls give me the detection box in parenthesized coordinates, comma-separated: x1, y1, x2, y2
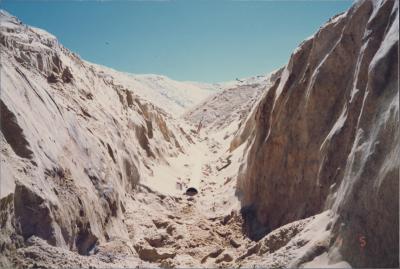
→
(0, 9, 194, 263)
(0, 1, 398, 267)
(91, 64, 219, 116)
(184, 70, 282, 134)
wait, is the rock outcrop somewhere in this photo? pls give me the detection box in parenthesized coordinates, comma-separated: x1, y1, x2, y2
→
(0, 9, 193, 265)
(185, 71, 282, 135)
(235, 0, 398, 267)
(0, 1, 398, 267)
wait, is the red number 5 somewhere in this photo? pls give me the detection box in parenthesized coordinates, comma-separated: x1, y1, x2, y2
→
(359, 235, 366, 248)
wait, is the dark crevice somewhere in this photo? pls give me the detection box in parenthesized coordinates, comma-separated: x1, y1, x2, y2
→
(107, 143, 116, 163)
(240, 204, 269, 241)
(75, 221, 98, 255)
(0, 99, 33, 159)
(15, 67, 45, 104)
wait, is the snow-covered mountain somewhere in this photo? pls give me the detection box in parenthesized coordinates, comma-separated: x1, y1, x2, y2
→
(91, 64, 219, 115)
(0, 10, 219, 118)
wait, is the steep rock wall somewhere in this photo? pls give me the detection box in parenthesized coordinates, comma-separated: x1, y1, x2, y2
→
(236, 0, 399, 267)
(0, 10, 192, 262)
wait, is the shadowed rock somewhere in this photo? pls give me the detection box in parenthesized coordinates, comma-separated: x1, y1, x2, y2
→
(236, 0, 399, 267)
(0, 100, 33, 159)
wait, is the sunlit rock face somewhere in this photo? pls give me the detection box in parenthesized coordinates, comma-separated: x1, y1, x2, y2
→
(0, 0, 398, 267)
(0, 9, 192, 263)
(236, 0, 398, 267)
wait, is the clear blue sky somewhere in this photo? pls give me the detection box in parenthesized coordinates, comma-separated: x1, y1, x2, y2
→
(2, 0, 352, 82)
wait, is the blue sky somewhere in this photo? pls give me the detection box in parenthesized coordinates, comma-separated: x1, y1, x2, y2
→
(2, 0, 352, 82)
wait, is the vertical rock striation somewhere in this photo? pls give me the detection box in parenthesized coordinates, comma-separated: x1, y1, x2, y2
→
(236, 0, 399, 267)
(0, 9, 193, 264)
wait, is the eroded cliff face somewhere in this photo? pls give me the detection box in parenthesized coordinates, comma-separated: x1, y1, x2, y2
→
(236, 0, 399, 267)
(0, 10, 192, 265)
(0, 1, 398, 267)
(184, 71, 282, 133)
